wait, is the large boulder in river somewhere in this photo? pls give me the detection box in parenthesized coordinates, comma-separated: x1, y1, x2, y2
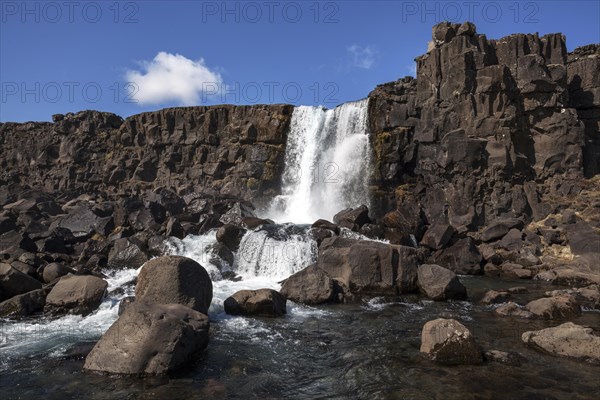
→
(84, 302, 210, 375)
(420, 318, 483, 365)
(0, 263, 42, 301)
(417, 264, 467, 301)
(135, 256, 213, 314)
(44, 274, 108, 315)
(280, 265, 343, 305)
(224, 289, 286, 317)
(522, 322, 600, 364)
(525, 295, 581, 320)
(317, 237, 418, 294)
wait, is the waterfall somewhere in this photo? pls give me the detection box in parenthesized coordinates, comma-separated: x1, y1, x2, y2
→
(267, 99, 371, 224)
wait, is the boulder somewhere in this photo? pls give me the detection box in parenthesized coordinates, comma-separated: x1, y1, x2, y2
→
(107, 237, 149, 269)
(84, 302, 210, 375)
(480, 218, 524, 242)
(0, 263, 42, 301)
(216, 224, 246, 252)
(484, 350, 525, 366)
(420, 318, 483, 365)
(480, 290, 510, 304)
(42, 262, 75, 283)
(417, 264, 467, 301)
(280, 265, 343, 305)
(522, 323, 600, 364)
(420, 219, 455, 250)
(0, 289, 46, 317)
(118, 296, 136, 316)
(44, 274, 107, 315)
(333, 205, 371, 229)
(525, 295, 581, 320)
(494, 302, 534, 319)
(55, 206, 100, 239)
(224, 289, 286, 317)
(430, 237, 482, 275)
(317, 237, 418, 294)
(311, 219, 340, 234)
(135, 256, 213, 314)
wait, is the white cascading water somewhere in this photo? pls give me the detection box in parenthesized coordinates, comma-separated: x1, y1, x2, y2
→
(267, 99, 371, 224)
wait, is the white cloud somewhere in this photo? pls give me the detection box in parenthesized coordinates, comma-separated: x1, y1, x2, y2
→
(125, 52, 223, 105)
(347, 45, 377, 70)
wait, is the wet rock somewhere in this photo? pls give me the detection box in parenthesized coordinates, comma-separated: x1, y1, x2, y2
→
(525, 295, 581, 320)
(534, 267, 600, 286)
(480, 290, 510, 304)
(522, 322, 600, 364)
(333, 205, 371, 230)
(420, 318, 483, 365)
(118, 296, 135, 316)
(216, 224, 246, 252)
(484, 350, 525, 366)
(494, 302, 534, 319)
(280, 265, 343, 305)
(44, 274, 107, 316)
(224, 289, 286, 317)
(0, 289, 46, 317)
(42, 262, 76, 283)
(107, 237, 149, 269)
(417, 264, 467, 301)
(311, 219, 340, 234)
(317, 237, 418, 294)
(165, 217, 185, 239)
(84, 302, 210, 375)
(430, 237, 482, 275)
(241, 216, 273, 229)
(135, 256, 213, 314)
(147, 235, 169, 256)
(0, 263, 43, 301)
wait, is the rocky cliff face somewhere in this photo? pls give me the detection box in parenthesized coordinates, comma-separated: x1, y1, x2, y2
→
(368, 22, 599, 230)
(0, 105, 293, 204)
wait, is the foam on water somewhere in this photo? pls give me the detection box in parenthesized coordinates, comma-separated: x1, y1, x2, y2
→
(0, 267, 138, 366)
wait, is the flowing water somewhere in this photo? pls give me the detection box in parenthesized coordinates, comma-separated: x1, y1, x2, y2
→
(1, 100, 599, 399)
(267, 99, 371, 224)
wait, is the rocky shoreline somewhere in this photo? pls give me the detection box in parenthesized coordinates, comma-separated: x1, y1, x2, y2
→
(1, 21, 599, 380)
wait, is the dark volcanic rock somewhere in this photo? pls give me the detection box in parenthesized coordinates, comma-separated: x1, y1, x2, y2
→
(430, 237, 483, 275)
(135, 256, 213, 314)
(44, 274, 107, 316)
(216, 224, 246, 252)
(107, 238, 149, 269)
(224, 289, 286, 317)
(317, 236, 418, 294)
(84, 302, 210, 375)
(417, 264, 467, 301)
(0, 289, 46, 317)
(0, 263, 43, 301)
(280, 265, 343, 305)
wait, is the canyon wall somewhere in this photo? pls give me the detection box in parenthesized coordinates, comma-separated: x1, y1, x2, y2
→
(368, 22, 599, 229)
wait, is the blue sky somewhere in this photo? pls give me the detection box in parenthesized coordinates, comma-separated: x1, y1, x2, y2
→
(1, 0, 599, 122)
